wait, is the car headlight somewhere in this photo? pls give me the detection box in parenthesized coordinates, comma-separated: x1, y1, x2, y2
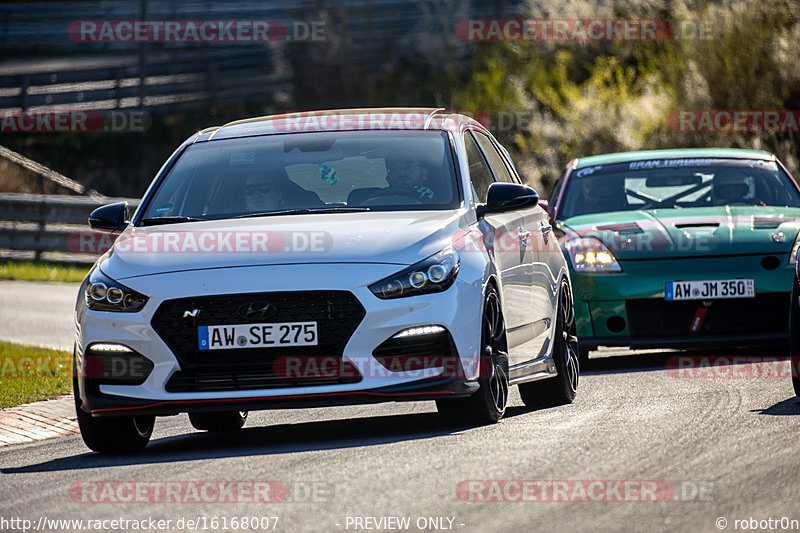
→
(563, 236, 622, 273)
(369, 246, 460, 299)
(85, 268, 149, 312)
(789, 231, 800, 265)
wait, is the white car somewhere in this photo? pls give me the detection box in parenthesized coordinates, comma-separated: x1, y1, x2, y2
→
(74, 108, 578, 452)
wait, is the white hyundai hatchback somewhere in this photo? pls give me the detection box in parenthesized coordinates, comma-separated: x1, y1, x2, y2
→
(74, 108, 578, 452)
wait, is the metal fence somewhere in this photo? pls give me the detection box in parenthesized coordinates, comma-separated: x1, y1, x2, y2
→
(0, 0, 516, 115)
(0, 49, 288, 114)
(0, 192, 138, 262)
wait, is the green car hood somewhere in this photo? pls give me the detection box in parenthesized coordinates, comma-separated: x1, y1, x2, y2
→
(558, 206, 800, 260)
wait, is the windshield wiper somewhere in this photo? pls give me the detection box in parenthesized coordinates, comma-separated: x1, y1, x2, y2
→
(140, 216, 206, 226)
(235, 207, 371, 219)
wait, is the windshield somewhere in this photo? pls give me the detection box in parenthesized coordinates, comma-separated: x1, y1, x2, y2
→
(558, 158, 800, 219)
(138, 130, 459, 222)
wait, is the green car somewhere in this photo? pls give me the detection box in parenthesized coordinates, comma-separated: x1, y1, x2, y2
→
(546, 148, 800, 360)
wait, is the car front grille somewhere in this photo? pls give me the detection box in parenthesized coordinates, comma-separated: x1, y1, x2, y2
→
(625, 292, 790, 338)
(152, 290, 366, 391)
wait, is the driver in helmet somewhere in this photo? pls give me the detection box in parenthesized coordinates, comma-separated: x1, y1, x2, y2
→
(579, 175, 628, 214)
(712, 169, 753, 206)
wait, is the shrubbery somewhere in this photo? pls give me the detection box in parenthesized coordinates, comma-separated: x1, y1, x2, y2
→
(449, 0, 800, 195)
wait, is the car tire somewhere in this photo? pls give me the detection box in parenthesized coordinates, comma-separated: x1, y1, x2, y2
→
(790, 274, 800, 398)
(436, 286, 509, 426)
(519, 279, 580, 407)
(188, 411, 249, 432)
(794, 370, 800, 399)
(74, 377, 154, 453)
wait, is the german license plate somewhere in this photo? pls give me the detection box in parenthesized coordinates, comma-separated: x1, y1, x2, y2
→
(665, 279, 755, 301)
(198, 322, 318, 350)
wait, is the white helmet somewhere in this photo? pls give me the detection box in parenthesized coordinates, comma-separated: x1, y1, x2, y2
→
(712, 169, 754, 205)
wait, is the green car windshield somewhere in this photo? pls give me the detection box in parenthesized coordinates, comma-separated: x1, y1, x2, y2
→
(559, 158, 800, 218)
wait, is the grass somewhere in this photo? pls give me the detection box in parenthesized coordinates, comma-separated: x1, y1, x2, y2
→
(0, 261, 90, 283)
(0, 341, 73, 408)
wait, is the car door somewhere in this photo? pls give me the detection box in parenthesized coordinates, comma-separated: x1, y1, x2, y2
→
(474, 131, 555, 362)
(466, 130, 538, 365)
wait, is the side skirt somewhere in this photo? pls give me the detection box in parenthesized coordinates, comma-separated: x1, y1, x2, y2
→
(509, 359, 557, 385)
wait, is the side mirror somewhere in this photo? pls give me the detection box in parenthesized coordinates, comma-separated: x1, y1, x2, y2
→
(88, 202, 129, 233)
(477, 182, 539, 218)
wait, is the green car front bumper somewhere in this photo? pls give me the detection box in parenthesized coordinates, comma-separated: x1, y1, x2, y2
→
(570, 253, 792, 349)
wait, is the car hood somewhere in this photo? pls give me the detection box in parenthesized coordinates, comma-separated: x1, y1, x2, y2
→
(559, 206, 800, 260)
(101, 210, 467, 279)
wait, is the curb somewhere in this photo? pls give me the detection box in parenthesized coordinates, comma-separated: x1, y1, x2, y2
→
(0, 394, 78, 446)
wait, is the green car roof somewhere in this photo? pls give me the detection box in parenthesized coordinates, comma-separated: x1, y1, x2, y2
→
(573, 148, 774, 169)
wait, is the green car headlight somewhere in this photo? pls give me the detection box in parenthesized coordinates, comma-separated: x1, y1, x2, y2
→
(564, 236, 622, 273)
(789, 231, 800, 265)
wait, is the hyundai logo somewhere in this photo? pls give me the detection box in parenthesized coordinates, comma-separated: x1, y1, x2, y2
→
(238, 301, 278, 320)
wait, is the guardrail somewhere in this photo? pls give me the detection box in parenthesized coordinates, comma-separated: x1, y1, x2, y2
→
(0, 49, 288, 115)
(0, 1, 518, 117)
(0, 192, 139, 262)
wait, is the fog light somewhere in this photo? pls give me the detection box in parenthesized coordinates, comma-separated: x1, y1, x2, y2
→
(87, 343, 133, 353)
(84, 344, 152, 385)
(606, 316, 626, 333)
(761, 256, 780, 270)
(393, 325, 446, 338)
(374, 326, 457, 373)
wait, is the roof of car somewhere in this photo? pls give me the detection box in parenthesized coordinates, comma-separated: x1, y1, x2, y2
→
(573, 148, 775, 169)
(194, 108, 485, 141)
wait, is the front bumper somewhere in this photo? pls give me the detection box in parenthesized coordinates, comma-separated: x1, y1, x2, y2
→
(79, 375, 479, 417)
(571, 254, 793, 348)
(75, 264, 485, 416)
